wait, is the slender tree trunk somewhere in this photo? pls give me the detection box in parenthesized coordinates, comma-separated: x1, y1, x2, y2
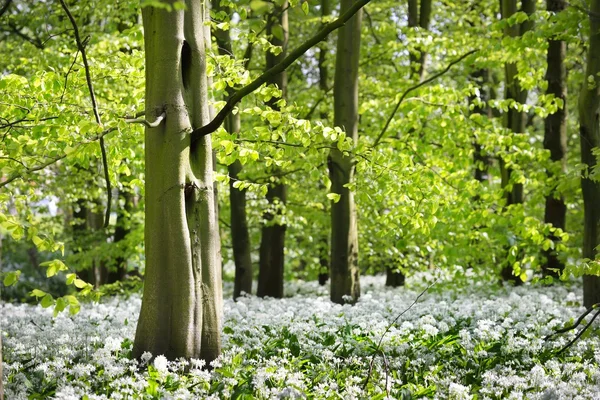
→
(542, 0, 567, 278)
(408, 0, 432, 81)
(500, 0, 535, 282)
(386, 266, 405, 287)
(211, 0, 253, 298)
(579, 0, 600, 308)
(133, 0, 222, 362)
(257, 2, 288, 298)
(107, 188, 134, 283)
(329, 0, 361, 304)
(317, 0, 331, 286)
(471, 69, 493, 183)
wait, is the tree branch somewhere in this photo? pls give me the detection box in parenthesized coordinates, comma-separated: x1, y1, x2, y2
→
(0, 126, 118, 189)
(372, 49, 478, 148)
(190, 0, 372, 143)
(59, 0, 112, 228)
(125, 111, 166, 128)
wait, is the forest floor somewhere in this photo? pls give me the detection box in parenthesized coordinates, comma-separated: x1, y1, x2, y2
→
(2, 272, 600, 399)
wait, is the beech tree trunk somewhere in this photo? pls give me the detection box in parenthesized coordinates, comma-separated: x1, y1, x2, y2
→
(470, 68, 493, 183)
(500, 0, 535, 282)
(133, 0, 222, 362)
(579, 0, 600, 308)
(329, 0, 361, 304)
(542, 0, 567, 278)
(107, 188, 134, 283)
(257, 2, 288, 298)
(211, 0, 253, 298)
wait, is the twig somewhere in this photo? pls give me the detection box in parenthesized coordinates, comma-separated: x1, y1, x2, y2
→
(190, 0, 372, 142)
(125, 111, 166, 128)
(59, 0, 112, 228)
(61, 49, 79, 103)
(0, 126, 117, 189)
(363, 279, 437, 390)
(372, 49, 478, 147)
(554, 309, 600, 355)
(544, 303, 600, 341)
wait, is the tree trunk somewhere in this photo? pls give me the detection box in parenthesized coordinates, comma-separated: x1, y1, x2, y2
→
(470, 68, 493, 183)
(257, 2, 288, 298)
(579, 0, 600, 308)
(211, 0, 253, 298)
(317, 0, 331, 286)
(386, 266, 406, 287)
(107, 188, 134, 283)
(408, 0, 432, 81)
(133, 0, 222, 362)
(542, 0, 567, 278)
(329, 0, 361, 304)
(500, 0, 535, 282)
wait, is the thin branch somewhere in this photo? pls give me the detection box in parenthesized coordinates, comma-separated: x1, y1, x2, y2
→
(125, 111, 166, 128)
(0, 126, 118, 189)
(0, 0, 12, 18)
(554, 309, 600, 355)
(372, 49, 478, 147)
(59, 0, 111, 228)
(191, 0, 372, 142)
(363, 279, 437, 389)
(545, 302, 600, 341)
(61, 49, 79, 103)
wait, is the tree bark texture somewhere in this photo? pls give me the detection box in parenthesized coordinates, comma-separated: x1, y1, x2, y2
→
(133, 0, 222, 362)
(257, 2, 289, 298)
(542, 0, 567, 277)
(329, 0, 361, 304)
(579, 0, 600, 308)
(211, 0, 253, 298)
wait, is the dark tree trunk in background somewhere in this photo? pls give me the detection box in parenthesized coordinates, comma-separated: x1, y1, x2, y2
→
(408, 0, 432, 81)
(0, 232, 3, 400)
(257, 1, 289, 298)
(579, 0, 600, 308)
(500, 0, 535, 282)
(542, 0, 568, 278)
(470, 68, 493, 183)
(329, 0, 362, 304)
(212, 0, 253, 298)
(317, 0, 331, 286)
(107, 188, 134, 283)
(386, 266, 406, 287)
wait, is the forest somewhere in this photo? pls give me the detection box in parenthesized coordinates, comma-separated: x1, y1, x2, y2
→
(1, 0, 600, 398)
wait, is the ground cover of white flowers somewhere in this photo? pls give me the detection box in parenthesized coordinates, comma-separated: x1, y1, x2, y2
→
(2, 273, 600, 399)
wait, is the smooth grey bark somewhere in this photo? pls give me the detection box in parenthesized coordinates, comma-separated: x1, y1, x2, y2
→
(579, 0, 600, 308)
(257, 2, 288, 299)
(133, 0, 222, 362)
(329, 0, 361, 304)
(542, 0, 567, 278)
(211, 0, 253, 298)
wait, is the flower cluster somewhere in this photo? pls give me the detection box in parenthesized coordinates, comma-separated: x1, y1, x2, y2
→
(2, 273, 599, 398)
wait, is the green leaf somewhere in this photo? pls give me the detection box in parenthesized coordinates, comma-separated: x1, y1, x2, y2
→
(3, 270, 21, 286)
(30, 289, 46, 298)
(41, 294, 54, 308)
(301, 1, 309, 15)
(327, 193, 341, 203)
(271, 24, 284, 41)
(74, 278, 88, 289)
(250, 0, 272, 13)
